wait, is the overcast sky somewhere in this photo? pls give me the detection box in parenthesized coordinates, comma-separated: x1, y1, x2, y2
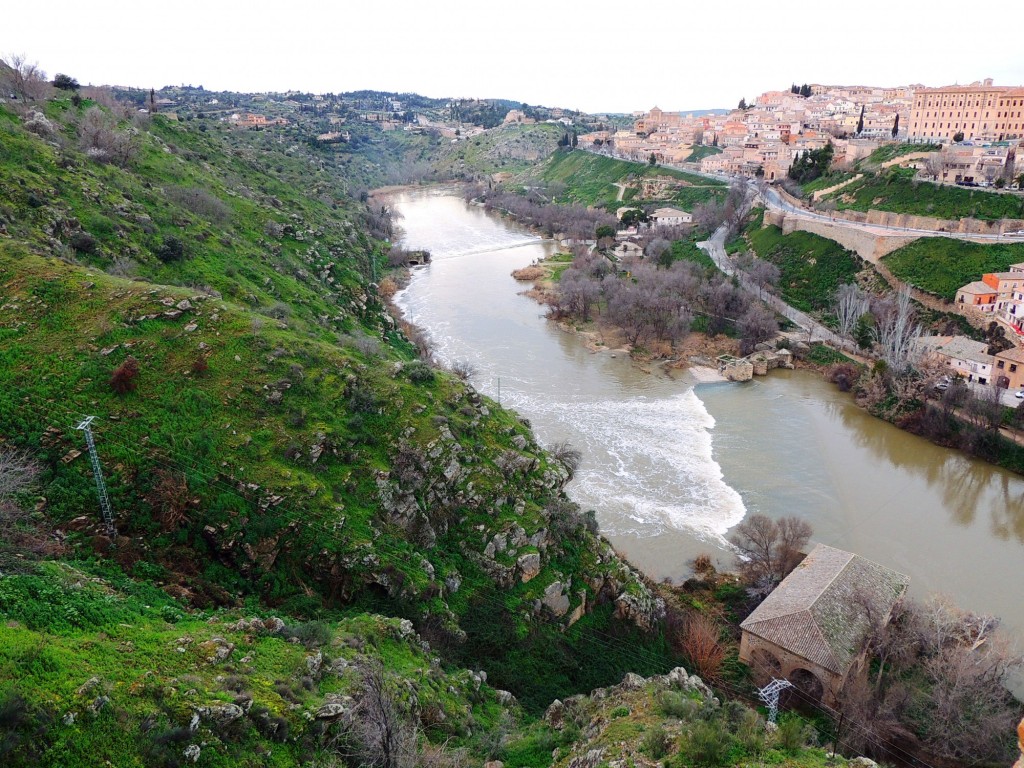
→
(5, 0, 1023, 114)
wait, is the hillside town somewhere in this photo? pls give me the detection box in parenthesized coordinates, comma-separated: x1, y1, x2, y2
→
(580, 80, 1024, 185)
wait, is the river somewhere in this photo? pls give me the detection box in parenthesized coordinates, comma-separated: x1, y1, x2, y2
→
(389, 185, 1024, 653)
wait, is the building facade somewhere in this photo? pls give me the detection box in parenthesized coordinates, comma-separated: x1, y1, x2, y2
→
(909, 79, 1024, 142)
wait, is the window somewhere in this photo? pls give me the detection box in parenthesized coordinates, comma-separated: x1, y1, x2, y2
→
(998, 360, 1005, 369)
(1013, 364, 1019, 373)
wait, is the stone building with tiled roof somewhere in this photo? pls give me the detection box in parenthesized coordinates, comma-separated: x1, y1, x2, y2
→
(739, 544, 909, 706)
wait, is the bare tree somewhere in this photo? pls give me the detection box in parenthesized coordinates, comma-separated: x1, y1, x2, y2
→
(737, 303, 778, 355)
(835, 283, 870, 339)
(1, 54, 49, 101)
(0, 449, 41, 525)
(449, 360, 477, 382)
(549, 440, 583, 479)
(728, 513, 811, 589)
(352, 660, 417, 768)
(872, 287, 921, 374)
(77, 107, 138, 167)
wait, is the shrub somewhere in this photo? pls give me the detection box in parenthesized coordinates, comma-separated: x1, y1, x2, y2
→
(659, 691, 699, 720)
(69, 231, 98, 254)
(641, 725, 672, 759)
(285, 620, 332, 648)
(610, 706, 629, 718)
(109, 356, 140, 394)
(683, 718, 732, 766)
(548, 440, 582, 478)
(154, 235, 185, 263)
(405, 361, 435, 385)
(775, 716, 809, 754)
(165, 185, 231, 226)
(829, 362, 861, 392)
(678, 613, 726, 682)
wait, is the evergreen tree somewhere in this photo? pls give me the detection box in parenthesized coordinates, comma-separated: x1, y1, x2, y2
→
(791, 84, 799, 95)
(800, 84, 812, 97)
(892, 114, 900, 139)
(571, 131, 578, 148)
(648, 152, 657, 166)
(738, 97, 747, 110)
(857, 106, 865, 135)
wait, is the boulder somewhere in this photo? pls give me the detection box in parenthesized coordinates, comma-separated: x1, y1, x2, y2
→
(542, 581, 570, 616)
(196, 703, 245, 727)
(517, 552, 541, 582)
(183, 744, 201, 763)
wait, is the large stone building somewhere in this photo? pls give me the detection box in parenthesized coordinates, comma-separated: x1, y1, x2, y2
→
(739, 544, 909, 707)
(909, 79, 1024, 142)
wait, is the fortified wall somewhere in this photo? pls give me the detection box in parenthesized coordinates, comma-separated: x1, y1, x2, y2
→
(764, 209, 918, 262)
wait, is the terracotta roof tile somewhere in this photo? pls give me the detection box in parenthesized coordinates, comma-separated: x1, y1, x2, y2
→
(740, 544, 909, 674)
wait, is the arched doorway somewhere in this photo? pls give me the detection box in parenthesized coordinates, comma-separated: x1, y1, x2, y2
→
(783, 668, 825, 709)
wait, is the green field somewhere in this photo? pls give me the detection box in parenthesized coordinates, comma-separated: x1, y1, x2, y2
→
(823, 167, 1024, 221)
(746, 219, 863, 313)
(882, 238, 1024, 298)
(538, 150, 723, 208)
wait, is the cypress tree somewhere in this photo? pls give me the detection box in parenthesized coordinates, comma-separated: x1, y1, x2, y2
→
(892, 114, 900, 139)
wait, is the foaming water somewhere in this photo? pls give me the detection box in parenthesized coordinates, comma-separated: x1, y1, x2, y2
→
(390, 187, 745, 551)
(388, 188, 1024, 668)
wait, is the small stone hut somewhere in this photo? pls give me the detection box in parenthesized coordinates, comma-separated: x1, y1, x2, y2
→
(739, 544, 909, 707)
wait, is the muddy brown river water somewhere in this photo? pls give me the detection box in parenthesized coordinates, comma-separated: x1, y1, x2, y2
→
(389, 186, 1024, 663)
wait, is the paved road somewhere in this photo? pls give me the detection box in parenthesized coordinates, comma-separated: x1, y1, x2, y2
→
(757, 183, 1024, 243)
(588, 147, 1024, 243)
(697, 224, 862, 356)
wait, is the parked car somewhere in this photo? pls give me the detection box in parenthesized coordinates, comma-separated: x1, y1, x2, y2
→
(1015, 390, 1024, 399)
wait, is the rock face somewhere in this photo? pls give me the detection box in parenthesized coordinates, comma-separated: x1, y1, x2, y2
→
(542, 581, 571, 616)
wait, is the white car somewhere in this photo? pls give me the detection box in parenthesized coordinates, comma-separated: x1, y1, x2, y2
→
(1015, 390, 1024, 399)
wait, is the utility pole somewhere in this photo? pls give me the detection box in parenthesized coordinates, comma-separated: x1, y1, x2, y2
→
(75, 416, 117, 539)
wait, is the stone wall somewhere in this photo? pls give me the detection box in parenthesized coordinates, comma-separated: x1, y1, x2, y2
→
(779, 214, 919, 262)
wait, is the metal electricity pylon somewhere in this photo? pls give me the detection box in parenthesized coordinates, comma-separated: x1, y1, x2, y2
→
(757, 678, 793, 726)
(75, 416, 117, 539)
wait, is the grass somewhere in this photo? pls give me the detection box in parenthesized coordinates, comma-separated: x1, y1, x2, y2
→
(670, 238, 717, 272)
(684, 145, 722, 163)
(882, 238, 1024, 298)
(823, 167, 1024, 221)
(801, 171, 855, 195)
(805, 344, 854, 366)
(864, 142, 940, 165)
(537, 150, 723, 209)
(745, 215, 863, 313)
(0, 561, 506, 767)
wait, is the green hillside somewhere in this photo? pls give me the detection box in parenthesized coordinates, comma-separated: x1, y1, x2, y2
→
(822, 167, 1024, 221)
(536, 150, 724, 208)
(882, 237, 1024, 298)
(745, 212, 863, 313)
(0, 90, 882, 768)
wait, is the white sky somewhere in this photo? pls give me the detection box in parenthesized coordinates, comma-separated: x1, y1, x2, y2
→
(5, 0, 1023, 114)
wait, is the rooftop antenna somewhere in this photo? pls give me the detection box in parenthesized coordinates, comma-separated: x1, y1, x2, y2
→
(75, 416, 117, 539)
(757, 678, 793, 726)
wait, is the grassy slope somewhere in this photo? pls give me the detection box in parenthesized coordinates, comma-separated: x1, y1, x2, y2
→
(0, 100, 681, 717)
(824, 167, 1024, 221)
(431, 123, 564, 179)
(537, 150, 723, 209)
(882, 238, 1024, 298)
(745, 211, 862, 313)
(684, 145, 722, 163)
(0, 561, 510, 767)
